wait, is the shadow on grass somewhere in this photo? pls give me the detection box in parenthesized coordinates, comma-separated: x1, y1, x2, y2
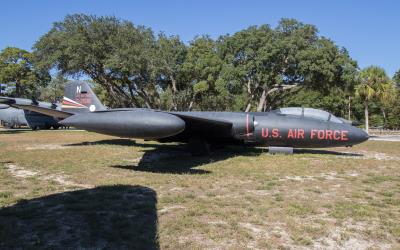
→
(66, 139, 362, 173)
(0, 185, 159, 250)
(0, 128, 32, 134)
(294, 148, 363, 157)
(65, 139, 141, 147)
(110, 144, 264, 175)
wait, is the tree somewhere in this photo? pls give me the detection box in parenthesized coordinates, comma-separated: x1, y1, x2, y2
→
(181, 36, 226, 110)
(394, 70, 400, 87)
(39, 74, 67, 103)
(355, 66, 390, 132)
(34, 14, 161, 108)
(33, 14, 361, 116)
(218, 19, 358, 112)
(376, 81, 397, 128)
(155, 34, 187, 110)
(0, 47, 49, 98)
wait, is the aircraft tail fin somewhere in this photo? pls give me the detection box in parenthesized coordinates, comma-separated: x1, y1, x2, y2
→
(62, 81, 106, 114)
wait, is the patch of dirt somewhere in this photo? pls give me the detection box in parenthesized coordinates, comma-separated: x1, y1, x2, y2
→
(340, 151, 400, 161)
(4, 163, 92, 188)
(207, 220, 228, 226)
(313, 221, 392, 250)
(247, 189, 275, 196)
(41, 174, 92, 188)
(159, 205, 186, 214)
(5, 164, 38, 178)
(177, 233, 220, 249)
(25, 144, 69, 150)
(280, 172, 341, 182)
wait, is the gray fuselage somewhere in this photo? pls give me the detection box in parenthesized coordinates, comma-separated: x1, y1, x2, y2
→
(61, 109, 369, 148)
(0, 107, 60, 129)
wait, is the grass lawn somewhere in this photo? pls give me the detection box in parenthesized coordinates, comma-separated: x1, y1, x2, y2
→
(0, 130, 399, 249)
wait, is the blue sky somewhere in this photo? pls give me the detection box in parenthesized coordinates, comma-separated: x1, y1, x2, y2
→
(1, 0, 399, 76)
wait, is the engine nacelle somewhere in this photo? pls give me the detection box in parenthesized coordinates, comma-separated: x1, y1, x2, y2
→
(60, 110, 185, 139)
(0, 104, 9, 109)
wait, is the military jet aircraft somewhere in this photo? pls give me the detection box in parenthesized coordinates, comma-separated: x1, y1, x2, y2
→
(2, 81, 369, 154)
(0, 100, 60, 130)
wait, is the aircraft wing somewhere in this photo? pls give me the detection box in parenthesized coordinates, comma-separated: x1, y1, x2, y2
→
(0, 96, 73, 119)
(12, 104, 72, 119)
(0, 96, 16, 105)
(168, 112, 233, 136)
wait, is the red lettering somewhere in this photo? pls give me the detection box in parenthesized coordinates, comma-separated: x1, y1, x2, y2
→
(272, 128, 279, 138)
(318, 130, 325, 140)
(333, 130, 341, 140)
(326, 130, 333, 140)
(287, 129, 294, 139)
(341, 131, 349, 141)
(311, 130, 318, 139)
(261, 128, 269, 138)
(298, 129, 305, 139)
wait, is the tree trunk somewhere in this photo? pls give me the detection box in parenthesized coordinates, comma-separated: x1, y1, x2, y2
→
(188, 101, 194, 111)
(171, 76, 178, 110)
(245, 103, 252, 112)
(256, 89, 267, 112)
(348, 96, 351, 120)
(364, 100, 369, 133)
(15, 80, 21, 97)
(381, 107, 387, 128)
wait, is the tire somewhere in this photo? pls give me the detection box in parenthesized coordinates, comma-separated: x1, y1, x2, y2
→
(4, 123, 14, 129)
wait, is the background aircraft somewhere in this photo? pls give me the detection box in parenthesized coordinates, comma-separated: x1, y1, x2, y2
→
(0, 101, 60, 130)
(2, 81, 369, 154)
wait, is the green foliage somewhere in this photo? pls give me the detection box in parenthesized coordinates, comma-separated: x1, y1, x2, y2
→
(393, 69, 400, 87)
(38, 74, 67, 102)
(356, 66, 389, 101)
(0, 47, 49, 98)
(355, 66, 398, 129)
(27, 14, 400, 128)
(218, 19, 357, 111)
(281, 88, 348, 117)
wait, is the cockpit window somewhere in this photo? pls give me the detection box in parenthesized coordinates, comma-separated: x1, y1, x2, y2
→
(329, 115, 343, 123)
(303, 108, 330, 121)
(279, 107, 303, 116)
(278, 107, 343, 123)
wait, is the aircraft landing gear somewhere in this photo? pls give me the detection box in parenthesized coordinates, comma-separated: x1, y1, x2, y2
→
(31, 126, 40, 131)
(3, 122, 14, 129)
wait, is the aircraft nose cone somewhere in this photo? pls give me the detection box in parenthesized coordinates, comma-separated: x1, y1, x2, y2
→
(361, 130, 369, 142)
(353, 128, 369, 143)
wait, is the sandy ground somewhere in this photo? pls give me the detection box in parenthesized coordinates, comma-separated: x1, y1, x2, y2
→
(0, 130, 399, 249)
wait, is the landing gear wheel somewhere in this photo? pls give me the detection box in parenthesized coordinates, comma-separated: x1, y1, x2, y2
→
(187, 138, 210, 156)
(4, 123, 14, 129)
(31, 126, 40, 131)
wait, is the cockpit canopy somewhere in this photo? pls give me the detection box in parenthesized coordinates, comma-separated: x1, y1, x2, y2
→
(278, 107, 343, 123)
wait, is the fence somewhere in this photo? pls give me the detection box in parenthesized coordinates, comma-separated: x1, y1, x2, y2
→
(369, 128, 400, 135)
